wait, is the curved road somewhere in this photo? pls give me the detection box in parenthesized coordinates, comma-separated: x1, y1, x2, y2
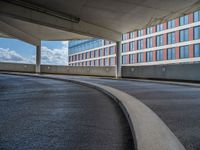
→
(0, 74, 134, 150)
(44, 74, 200, 150)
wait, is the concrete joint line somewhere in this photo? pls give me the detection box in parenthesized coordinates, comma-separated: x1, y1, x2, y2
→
(0, 72, 186, 150)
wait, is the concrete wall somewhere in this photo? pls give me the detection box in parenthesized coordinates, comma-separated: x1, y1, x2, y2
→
(0, 62, 115, 77)
(122, 63, 200, 81)
(41, 65, 115, 77)
(0, 62, 35, 73)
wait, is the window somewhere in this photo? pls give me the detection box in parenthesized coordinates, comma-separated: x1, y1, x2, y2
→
(94, 50, 98, 57)
(129, 54, 135, 64)
(137, 53, 143, 63)
(180, 15, 189, 26)
(194, 44, 200, 57)
(156, 50, 164, 61)
(86, 52, 89, 59)
(180, 46, 189, 58)
(94, 60, 99, 66)
(137, 40, 143, 50)
(104, 58, 109, 66)
(168, 19, 175, 29)
(130, 32, 134, 39)
(99, 59, 103, 66)
(122, 33, 128, 40)
(110, 46, 115, 55)
(138, 29, 144, 37)
(99, 49, 103, 57)
(146, 27, 153, 34)
(90, 51, 94, 58)
(146, 37, 153, 48)
(156, 35, 164, 46)
(167, 32, 175, 44)
(110, 57, 115, 66)
(156, 24, 163, 32)
(180, 29, 189, 42)
(85, 61, 88, 66)
(104, 48, 109, 56)
(146, 51, 153, 62)
(167, 48, 176, 60)
(130, 42, 134, 51)
(122, 43, 128, 52)
(194, 26, 200, 40)
(194, 10, 200, 22)
(122, 55, 127, 64)
(91, 60, 94, 66)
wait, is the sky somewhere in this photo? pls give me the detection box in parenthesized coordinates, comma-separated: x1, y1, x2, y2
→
(0, 38, 69, 65)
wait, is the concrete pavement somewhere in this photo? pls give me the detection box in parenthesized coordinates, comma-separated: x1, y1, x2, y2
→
(0, 74, 134, 150)
(42, 74, 200, 150)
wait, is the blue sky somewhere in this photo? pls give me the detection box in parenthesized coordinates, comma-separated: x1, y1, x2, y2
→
(0, 38, 69, 65)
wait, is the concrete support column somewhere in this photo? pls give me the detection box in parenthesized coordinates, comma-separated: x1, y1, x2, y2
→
(116, 41, 122, 78)
(36, 42, 41, 74)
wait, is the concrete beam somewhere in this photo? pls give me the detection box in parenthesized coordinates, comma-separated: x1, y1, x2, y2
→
(0, 1, 121, 41)
(0, 19, 40, 46)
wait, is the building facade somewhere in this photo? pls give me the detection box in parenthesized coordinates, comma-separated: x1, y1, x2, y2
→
(68, 10, 200, 67)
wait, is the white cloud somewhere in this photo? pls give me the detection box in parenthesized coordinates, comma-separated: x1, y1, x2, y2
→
(40, 44, 68, 65)
(0, 48, 34, 64)
(0, 41, 69, 65)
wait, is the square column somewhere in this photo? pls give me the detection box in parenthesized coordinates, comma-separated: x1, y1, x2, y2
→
(116, 41, 122, 78)
(36, 42, 41, 74)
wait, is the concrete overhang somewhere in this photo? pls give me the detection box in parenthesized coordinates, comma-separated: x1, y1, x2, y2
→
(0, 0, 200, 43)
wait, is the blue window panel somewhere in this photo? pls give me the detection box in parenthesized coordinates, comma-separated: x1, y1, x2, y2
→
(122, 43, 128, 52)
(180, 15, 189, 26)
(194, 10, 200, 22)
(137, 53, 144, 63)
(122, 55, 127, 64)
(130, 32, 135, 39)
(167, 48, 176, 60)
(180, 29, 189, 42)
(167, 32, 175, 44)
(156, 50, 164, 61)
(110, 57, 115, 66)
(138, 30, 144, 37)
(180, 46, 189, 58)
(156, 24, 163, 32)
(146, 51, 153, 62)
(130, 42, 134, 51)
(146, 27, 153, 34)
(129, 54, 135, 64)
(156, 35, 164, 46)
(146, 37, 153, 48)
(167, 19, 175, 29)
(99, 49, 103, 57)
(104, 48, 109, 56)
(109, 46, 115, 55)
(137, 40, 144, 50)
(194, 26, 200, 40)
(194, 44, 200, 57)
(104, 58, 109, 66)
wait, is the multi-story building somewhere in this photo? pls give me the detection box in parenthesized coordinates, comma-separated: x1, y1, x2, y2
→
(68, 9, 200, 66)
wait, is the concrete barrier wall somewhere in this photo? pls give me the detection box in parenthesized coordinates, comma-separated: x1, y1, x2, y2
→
(41, 65, 115, 77)
(0, 62, 115, 77)
(122, 63, 200, 81)
(0, 62, 35, 73)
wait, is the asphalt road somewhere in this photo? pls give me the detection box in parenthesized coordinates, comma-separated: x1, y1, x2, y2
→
(47, 75, 200, 150)
(0, 74, 134, 150)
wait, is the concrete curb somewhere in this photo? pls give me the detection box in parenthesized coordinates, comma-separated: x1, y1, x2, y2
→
(0, 72, 186, 150)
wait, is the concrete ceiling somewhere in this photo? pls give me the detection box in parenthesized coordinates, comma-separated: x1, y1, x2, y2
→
(0, 0, 200, 44)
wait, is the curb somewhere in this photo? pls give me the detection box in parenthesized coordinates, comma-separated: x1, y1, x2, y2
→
(0, 72, 186, 150)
